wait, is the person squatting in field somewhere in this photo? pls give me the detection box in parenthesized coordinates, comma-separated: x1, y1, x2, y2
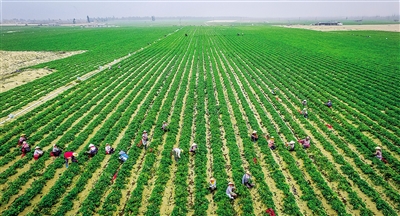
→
(105, 143, 115, 154)
(209, 177, 217, 192)
(64, 152, 78, 168)
(51, 144, 62, 158)
(171, 147, 183, 162)
(119, 151, 129, 162)
(374, 146, 388, 163)
(226, 182, 237, 200)
(286, 140, 296, 151)
(21, 141, 30, 157)
(251, 131, 258, 142)
(161, 121, 168, 132)
(189, 143, 198, 154)
(302, 99, 307, 107)
(86, 143, 98, 158)
(265, 135, 276, 150)
(33, 146, 44, 160)
(299, 136, 311, 149)
(301, 108, 308, 118)
(18, 134, 27, 147)
(242, 171, 255, 188)
(142, 130, 149, 150)
(325, 100, 332, 108)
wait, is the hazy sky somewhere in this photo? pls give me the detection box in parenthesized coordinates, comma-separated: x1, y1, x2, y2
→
(2, 0, 399, 20)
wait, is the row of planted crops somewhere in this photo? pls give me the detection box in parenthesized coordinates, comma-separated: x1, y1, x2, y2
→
(0, 25, 399, 216)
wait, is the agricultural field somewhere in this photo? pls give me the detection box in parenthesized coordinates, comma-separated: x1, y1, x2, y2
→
(0, 25, 399, 216)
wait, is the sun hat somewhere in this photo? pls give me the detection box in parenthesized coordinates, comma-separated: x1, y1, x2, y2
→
(246, 171, 251, 175)
(89, 144, 94, 148)
(228, 182, 234, 185)
(271, 136, 275, 139)
(192, 143, 197, 146)
(35, 146, 40, 149)
(73, 152, 79, 157)
(253, 131, 257, 134)
(21, 134, 26, 136)
(289, 141, 295, 144)
(143, 130, 147, 133)
(53, 144, 57, 147)
(375, 147, 381, 150)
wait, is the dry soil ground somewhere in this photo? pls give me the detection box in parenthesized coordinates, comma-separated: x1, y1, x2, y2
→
(0, 50, 85, 92)
(277, 24, 400, 32)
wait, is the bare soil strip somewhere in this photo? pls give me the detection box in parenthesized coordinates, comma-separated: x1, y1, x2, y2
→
(160, 49, 195, 216)
(276, 24, 400, 32)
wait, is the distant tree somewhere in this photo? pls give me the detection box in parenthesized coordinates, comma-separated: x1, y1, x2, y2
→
(87, 16, 90, 23)
(73, 18, 76, 24)
(152, 16, 155, 21)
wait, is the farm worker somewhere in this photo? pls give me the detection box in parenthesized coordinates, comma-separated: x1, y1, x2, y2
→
(301, 108, 308, 118)
(209, 177, 217, 192)
(242, 171, 255, 188)
(18, 134, 27, 146)
(64, 152, 78, 168)
(21, 141, 30, 157)
(266, 208, 277, 216)
(171, 147, 183, 162)
(51, 144, 62, 157)
(325, 100, 332, 108)
(226, 182, 237, 200)
(142, 130, 149, 150)
(286, 140, 295, 151)
(86, 144, 98, 158)
(119, 151, 129, 162)
(161, 121, 168, 132)
(33, 146, 44, 160)
(267, 136, 276, 150)
(271, 87, 278, 95)
(118, 64, 121, 68)
(189, 143, 198, 154)
(302, 100, 307, 107)
(374, 147, 382, 160)
(251, 131, 258, 142)
(105, 143, 115, 154)
(299, 136, 311, 149)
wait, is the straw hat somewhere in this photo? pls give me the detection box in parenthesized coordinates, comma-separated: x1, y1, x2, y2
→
(192, 143, 197, 147)
(253, 131, 257, 134)
(375, 147, 381, 150)
(53, 144, 57, 147)
(106, 143, 110, 146)
(89, 144, 94, 148)
(35, 146, 40, 149)
(21, 134, 26, 137)
(228, 182, 234, 185)
(143, 130, 147, 133)
(246, 171, 251, 175)
(270, 136, 275, 139)
(289, 141, 295, 144)
(73, 152, 79, 157)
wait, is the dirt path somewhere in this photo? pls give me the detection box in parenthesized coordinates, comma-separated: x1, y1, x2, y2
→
(0, 45, 145, 125)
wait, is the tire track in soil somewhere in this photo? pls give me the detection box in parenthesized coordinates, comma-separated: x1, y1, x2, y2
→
(230, 51, 388, 214)
(160, 47, 195, 216)
(116, 54, 182, 214)
(65, 52, 179, 216)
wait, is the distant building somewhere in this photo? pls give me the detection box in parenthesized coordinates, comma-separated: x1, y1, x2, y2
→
(314, 22, 343, 26)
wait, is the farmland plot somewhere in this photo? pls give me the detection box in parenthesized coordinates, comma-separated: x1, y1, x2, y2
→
(0, 25, 399, 216)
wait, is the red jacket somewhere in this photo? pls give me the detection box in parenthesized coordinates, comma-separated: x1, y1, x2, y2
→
(64, 152, 74, 159)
